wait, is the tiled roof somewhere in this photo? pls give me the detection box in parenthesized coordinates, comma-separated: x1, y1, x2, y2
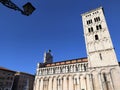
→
(45, 57, 88, 67)
(0, 66, 16, 73)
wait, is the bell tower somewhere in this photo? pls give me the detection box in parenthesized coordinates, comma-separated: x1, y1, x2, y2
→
(81, 7, 118, 67)
(43, 50, 53, 64)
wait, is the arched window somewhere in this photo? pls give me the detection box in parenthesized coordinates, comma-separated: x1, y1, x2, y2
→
(88, 28, 91, 32)
(91, 27, 93, 32)
(88, 27, 93, 33)
(94, 17, 100, 22)
(98, 17, 100, 21)
(96, 25, 99, 30)
(96, 24, 102, 30)
(99, 25, 102, 29)
(103, 73, 109, 90)
(95, 35, 99, 40)
(87, 19, 92, 25)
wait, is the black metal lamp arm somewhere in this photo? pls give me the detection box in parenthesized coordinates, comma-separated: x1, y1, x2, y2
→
(0, 0, 23, 13)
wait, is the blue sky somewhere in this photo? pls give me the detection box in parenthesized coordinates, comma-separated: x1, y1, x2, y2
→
(0, 0, 120, 74)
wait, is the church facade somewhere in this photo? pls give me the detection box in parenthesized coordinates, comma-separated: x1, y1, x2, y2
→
(33, 7, 120, 90)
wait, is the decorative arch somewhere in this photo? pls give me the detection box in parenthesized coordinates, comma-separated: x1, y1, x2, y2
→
(62, 75, 67, 78)
(90, 69, 96, 74)
(90, 70, 101, 90)
(72, 74, 77, 78)
(99, 68, 113, 90)
(57, 75, 62, 79)
(109, 67, 119, 90)
(43, 77, 48, 80)
(67, 74, 72, 79)
(99, 68, 106, 74)
(109, 68, 115, 72)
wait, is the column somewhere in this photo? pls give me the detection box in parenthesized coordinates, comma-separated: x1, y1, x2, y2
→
(38, 79, 41, 90)
(73, 65, 76, 72)
(109, 72, 114, 90)
(40, 78, 43, 90)
(76, 77, 80, 90)
(35, 78, 41, 90)
(85, 77, 88, 90)
(73, 77, 79, 90)
(69, 76, 73, 90)
(34, 78, 38, 90)
(63, 77, 67, 90)
(89, 74, 94, 90)
(62, 78, 63, 90)
(78, 64, 81, 72)
(44, 79, 49, 90)
(67, 77, 69, 90)
(81, 64, 84, 71)
(53, 78, 57, 90)
(66, 66, 68, 73)
(50, 68, 52, 74)
(58, 79, 60, 90)
(78, 77, 81, 90)
(48, 78, 52, 90)
(98, 73, 103, 90)
(51, 68, 53, 74)
(80, 76, 86, 90)
(86, 75, 90, 90)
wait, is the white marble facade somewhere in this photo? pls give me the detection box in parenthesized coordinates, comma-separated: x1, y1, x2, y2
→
(34, 7, 120, 90)
(34, 59, 120, 90)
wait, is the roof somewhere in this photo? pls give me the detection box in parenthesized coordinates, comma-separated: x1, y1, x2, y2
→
(0, 66, 34, 76)
(15, 72, 35, 77)
(39, 57, 88, 68)
(0, 66, 16, 73)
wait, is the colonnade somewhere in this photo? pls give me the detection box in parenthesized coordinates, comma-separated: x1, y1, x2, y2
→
(34, 75, 87, 90)
(37, 62, 88, 76)
(34, 67, 118, 90)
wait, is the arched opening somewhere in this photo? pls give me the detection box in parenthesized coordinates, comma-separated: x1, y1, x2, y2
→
(95, 35, 99, 40)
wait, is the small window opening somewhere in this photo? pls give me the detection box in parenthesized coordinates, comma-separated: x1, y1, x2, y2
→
(91, 27, 93, 32)
(88, 28, 91, 32)
(88, 27, 93, 33)
(94, 17, 101, 22)
(99, 25, 102, 29)
(96, 24, 102, 30)
(87, 19, 92, 25)
(95, 35, 99, 40)
(98, 17, 100, 21)
(96, 25, 99, 30)
(99, 53, 102, 60)
(94, 18, 96, 22)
